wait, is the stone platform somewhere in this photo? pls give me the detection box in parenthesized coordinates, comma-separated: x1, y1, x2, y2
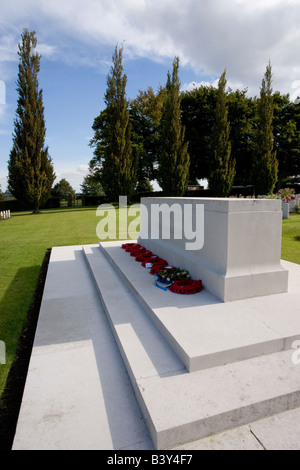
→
(12, 243, 300, 450)
(98, 241, 300, 373)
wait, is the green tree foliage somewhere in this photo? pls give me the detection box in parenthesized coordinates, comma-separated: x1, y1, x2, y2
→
(181, 86, 256, 187)
(227, 89, 256, 186)
(80, 169, 104, 197)
(52, 178, 76, 202)
(130, 86, 166, 183)
(273, 92, 300, 187)
(135, 179, 154, 193)
(158, 57, 190, 196)
(181, 85, 217, 182)
(8, 29, 55, 212)
(90, 45, 137, 202)
(208, 70, 235, 197)
(253, 62, 278, 195)
(0, 184, 3, 201)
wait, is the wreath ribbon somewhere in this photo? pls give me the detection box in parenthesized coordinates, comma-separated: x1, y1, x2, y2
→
(154, 279, 173, 291)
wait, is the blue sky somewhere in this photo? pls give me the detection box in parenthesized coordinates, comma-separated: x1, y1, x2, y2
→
(1, 0, 300, 192)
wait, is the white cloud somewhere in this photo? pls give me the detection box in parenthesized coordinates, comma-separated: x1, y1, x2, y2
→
(0, 168, 8, 192)
(181, 77, 246, 94)
(1, 0, 300, 94)
(0, 33, 18, 63)
(0, 32, 18, 81)
(291, 80, 300, 102)
(36, 43, 57, 58)
(0, 103, 8, 128)
(77, 164, 89, 173)
(181, 80, 219, 93)
(0, 80, 6, 105)
(54, 164, 90, 191)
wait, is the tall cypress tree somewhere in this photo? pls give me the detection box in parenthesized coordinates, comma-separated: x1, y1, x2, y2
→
(8, 29, 55, 213)
(208, 70, 235, 197)
(253, 61, 278, 195)
(90, 45, 137, 202)
(158, 56, 190, 196)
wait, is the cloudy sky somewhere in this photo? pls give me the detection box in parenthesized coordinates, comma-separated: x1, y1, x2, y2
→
(0, 0, 300, 191)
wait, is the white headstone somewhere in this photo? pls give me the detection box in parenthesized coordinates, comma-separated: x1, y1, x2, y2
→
(282, 202, 289, 219)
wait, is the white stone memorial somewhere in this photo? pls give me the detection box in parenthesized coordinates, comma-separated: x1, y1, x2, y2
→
(139, 197, 289, 302)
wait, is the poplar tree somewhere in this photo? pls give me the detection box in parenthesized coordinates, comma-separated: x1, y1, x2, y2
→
(130, 86, 166, 184)
(90, 45, 137, 202)
(253, 61, 278, 195)
(8, 29, 55, 212)
(208, 70, 235, 197)
(158, 57, 190, 196)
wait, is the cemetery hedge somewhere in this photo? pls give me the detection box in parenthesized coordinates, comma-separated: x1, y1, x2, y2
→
(0, 206, 299, 449)
(0, 197, 60, 212)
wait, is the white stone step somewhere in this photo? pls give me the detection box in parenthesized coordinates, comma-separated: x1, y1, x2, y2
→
(98, 241, 300, 373)
(138, 348, 300, 449)
(83, 244, 300, 450)
(82, 245, 185, 381)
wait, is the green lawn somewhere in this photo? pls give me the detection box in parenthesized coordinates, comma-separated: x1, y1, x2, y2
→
(0, 207, 299, 397)
(0, 205, 135, 395)
(282, 213, 300, 264)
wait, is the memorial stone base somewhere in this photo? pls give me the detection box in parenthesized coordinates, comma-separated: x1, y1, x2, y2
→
(139, 197, 289, 302)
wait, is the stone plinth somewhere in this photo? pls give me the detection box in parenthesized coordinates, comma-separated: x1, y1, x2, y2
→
(138, 197, 288, 302)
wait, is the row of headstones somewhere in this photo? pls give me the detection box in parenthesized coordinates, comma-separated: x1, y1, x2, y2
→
(0, 210, 11, 220)
(236, 194, 299, 218)
(286, 195, 300, 213)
